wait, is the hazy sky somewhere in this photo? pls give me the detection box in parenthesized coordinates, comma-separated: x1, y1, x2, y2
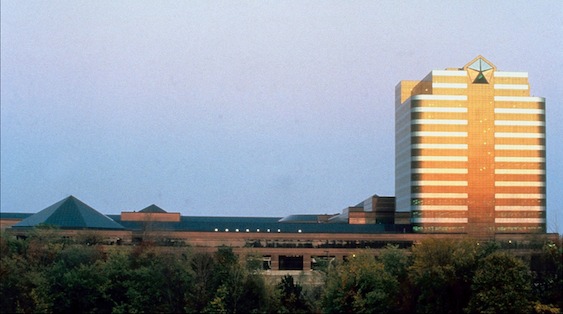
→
(2, 1, 562, 232)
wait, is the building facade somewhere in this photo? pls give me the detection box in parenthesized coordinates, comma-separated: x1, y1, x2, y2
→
(1, 56, 553, 272)
(396, 56, 546, 238)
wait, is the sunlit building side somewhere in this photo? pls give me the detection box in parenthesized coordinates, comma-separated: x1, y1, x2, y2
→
(396, 56, 546, 238)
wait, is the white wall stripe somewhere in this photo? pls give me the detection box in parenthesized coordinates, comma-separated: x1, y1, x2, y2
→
(412, 218, 468, 223)
(495, 194, 545, 199)
(413, 193, 468, 198)
(495, 132, 544, 138)
(495, 120, 544, 126)
(494, 96, 545, 102)
(414, 156, 468, 162)
(495, 181, 545, 187)
(495, 169, 545, 175)
(494, 108, 544, 114)
(495, 218, 545, 223)
(413, 168, 468, 174)
(413, 119, 468, 125)
(413, 144, 468, 149)
(495, 157, 545, 163)
(412, 107, 468, 113)
(413, 181, 468, 186)
(432, 70, 468, 77)
(493, 72, 528, 78)
(412, 205, 468, 211)
(495, 145, 544, 150)
(494, 84, 528, 90)
(432, 83, 468, 89)
(412, 95, 468, 101)
(413, 131, 468, 137)
(495, 206, 544, 211)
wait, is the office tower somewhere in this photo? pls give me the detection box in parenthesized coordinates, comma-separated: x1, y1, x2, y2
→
(395, 56, 546, 238)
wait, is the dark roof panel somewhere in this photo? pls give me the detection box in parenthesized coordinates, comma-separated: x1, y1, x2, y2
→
(278, 214, 324, 223)
(139, 204, 167, 213)
(13, 196, 124, 230)
(106, 214, 403, 233)
(0, 213, 33, 219)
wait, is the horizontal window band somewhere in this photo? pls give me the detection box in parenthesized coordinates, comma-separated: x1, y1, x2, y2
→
(493, 72, 528, 78)
(412, 193, 468, 198)
(495, 157, 545, 163)
(495, 132, 544, 138)
(494, 96, 545, 102)
(495, 206, 544, 211)
(411, 205, 468, 210)
(412, 95, 468, 101)
(413, 144, 468, 149)
(495, 145, 545, 150)
(413, 126, 468, 132)
(495, 181, 545, 187)
(412, 131, 468, 137)
(414, 156, 468, 162)
(412, 119, 468, 125)
(495, 169, 545, 175)
(412, 107, 468, 113)
(432, 70, 468, 77)
(412, 218, 468, 223)
(494, 108, 544, 114)
(495, 194, 545, 199)
(413, 168, 468, 174)
(495, 218, 545, 223)
(494, 84, 528, 90)
(495, 120, 545, 126)
(432, 83, 468, 89)
(413, 181, 468, 186)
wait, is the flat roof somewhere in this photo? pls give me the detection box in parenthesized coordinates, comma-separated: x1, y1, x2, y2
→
(107, 215, 407, 234)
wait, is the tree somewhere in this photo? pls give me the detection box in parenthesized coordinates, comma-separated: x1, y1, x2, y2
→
(203, 284, 228, 314)
(0, 254, 51, 313)
(123, 251, 193, 313)
(323, 253, 399, 313)
(379, 244, 411, 280)
(408, 239, 479, 314)
(278, 275, 310, 313)
(466, 252, 533, 314)
(48, 261, 111, 313)
(530, 239, 563, 311)
(379, 244, 413, 313)
(187, 251, 216, 312)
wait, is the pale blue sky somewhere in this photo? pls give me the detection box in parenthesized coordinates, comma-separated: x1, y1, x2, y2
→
(2, 1, 562, 232)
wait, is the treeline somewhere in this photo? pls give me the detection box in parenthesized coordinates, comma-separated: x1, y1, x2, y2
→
(1, 229, 561, 314)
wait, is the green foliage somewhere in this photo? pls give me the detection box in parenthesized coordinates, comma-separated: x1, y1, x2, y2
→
(278, 275, 311, 313)
(475, 241, 500, 259)
(409, 239, 479, 314)
(57, 245, 105, 268)
(48, 261, 110, 313)
(187, 251, 216, 312)
(188, 246, 272, 314)
(203, 284, 228, 314)
(379, 244, 411, 280)
(245, 253, 264, 273)
(530, 240, 563, 311)
(379, 244, 414, 313)
(0, 255, 50, 313)
(466, 252, 532, 314)
(1, 233, 561, 314)
(323, 253, 399, 313)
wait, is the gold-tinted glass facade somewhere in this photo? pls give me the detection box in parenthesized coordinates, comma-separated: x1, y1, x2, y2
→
(395, 56, 546, 238)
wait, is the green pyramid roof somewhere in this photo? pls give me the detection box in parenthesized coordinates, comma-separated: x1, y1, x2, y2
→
(13, 196, 124, 230)
(139, 204, 167, 213)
